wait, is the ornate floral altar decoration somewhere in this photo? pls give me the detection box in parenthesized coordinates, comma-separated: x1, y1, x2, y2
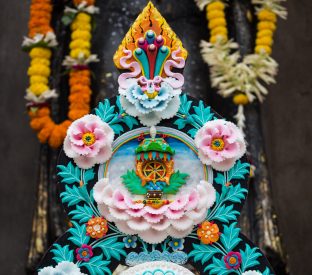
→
(37, 2, 277, 275)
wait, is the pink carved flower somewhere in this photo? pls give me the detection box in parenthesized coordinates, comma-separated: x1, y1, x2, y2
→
(64, 114, 114, 169)
(224, 251, 242, 270)
(93, 178, 216, 244)
(75, 244, 93, 262)
(194, 120, 246, 171)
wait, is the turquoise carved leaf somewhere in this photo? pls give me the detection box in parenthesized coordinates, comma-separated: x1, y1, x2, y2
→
(93, 237, 126, 260)
(50, 244, 74, 264)
(188, 243, 220, 265)
(57, 162, 81, 184)
(69, 204, 93, 223)
(212, 204, 240, 223)
(205, 256, 232, 275)
(80, 255, 111, 275)
(68, 221, 90, 247)
(240, 244, 262, 272)
(220, 222, 241, 252)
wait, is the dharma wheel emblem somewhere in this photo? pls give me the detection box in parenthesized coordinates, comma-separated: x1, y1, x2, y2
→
(121, 126, 188, 208)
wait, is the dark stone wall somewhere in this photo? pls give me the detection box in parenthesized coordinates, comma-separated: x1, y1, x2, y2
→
(0, 0, 311, 274)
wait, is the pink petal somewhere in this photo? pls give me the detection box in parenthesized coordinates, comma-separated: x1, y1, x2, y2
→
(93, 178, 109, 204)
(144, 205, 168, 215)
(124, 196, 145, 209)
(171, 215, 194, 231)
(127, 217, 151, 231)
(112, 190, 128, 209)
(126, 207, 147, 217)
(139, 228, 168, 244)
(167, 226, 193, 239)
(186, 191, 199, 211)
(151, 219, 171, 231)
(115, 221, 137, 235)
(143, 213, 164, 224)
(109, 207, 130, 221)
(212, 158, 236, 172)
(73, 155, 96, 169)
(97, 204, 113, 221)
(165, 208, 185, 220)
(63, 136, 78, 158)
(169, 195, 188, 211)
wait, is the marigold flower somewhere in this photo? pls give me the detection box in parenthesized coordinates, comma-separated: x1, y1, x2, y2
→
(29, 83, 49, 95)
(76, 12, 92, 23)
(257, 9, 277, 23)
(70, 48, 91, 59)
(31, 58, 50, 67)
(208, 17, 226, 30)
(86, 217, 108, 239)
(69, 40, 91, 50)
(207, 1, 225, 12)
(197, 220, 220, 245)
(256, 36, 273, 46)
(233, 93, 249, 105)
(29, 47, 51, 59)
(71, 30, 91, 41)
(30, 75, 49, 85)
(257, 21, 276, 31)
(255, 45, 272, 55)
(207, 9, 224, 20)
(28, 64, 50, 77)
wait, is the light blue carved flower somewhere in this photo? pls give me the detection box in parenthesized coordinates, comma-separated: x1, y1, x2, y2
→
(123, 235, 138, 248)
(38, 261, 85, 275)
(170, 251, 188, 265)
(168, 238, 184, 251)
(121, 80, 181, 126)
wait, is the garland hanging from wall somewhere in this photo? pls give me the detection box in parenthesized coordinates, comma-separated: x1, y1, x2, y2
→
(194, 0, 287, 130)
(22, 0, 99, 148)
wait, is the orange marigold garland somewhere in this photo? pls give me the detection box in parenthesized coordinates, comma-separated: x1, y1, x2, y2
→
(24, 0, 99, 148)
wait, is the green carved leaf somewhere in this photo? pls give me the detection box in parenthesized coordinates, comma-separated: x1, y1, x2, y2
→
(188, 243, 220, 265)
(163, 171, 189, 194)
(240, 244, 262, 272)
(212, 204, 240, 223)
(60, 185, 89, 206)
(228, 160, 250, 181)
(205, 256, 232, 275)
(220, 222, 241, 251)
(69, 204, 94, 223)
(121, 170, 146, 195)
(57, 162, 80, 184)
(80, 255, 111, 275)
(68, 221, 90, 247)
(192, 100, 214, 127)
(93, 237, 126, 260)
(82, 168, 95, 185)
(224, 184, 248, 203)
(51, 244, 74, 264)
(95, 99, 116, 123)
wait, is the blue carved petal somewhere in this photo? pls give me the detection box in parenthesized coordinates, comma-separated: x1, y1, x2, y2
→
(132, 85, 147, 100)
(155, 85, 171, 101)
(152, 98, 170, 112)
(135, 101, 151, 114)
(141, 99, 160, 109)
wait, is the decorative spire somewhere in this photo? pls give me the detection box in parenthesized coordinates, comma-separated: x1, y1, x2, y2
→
(113, 1, 187, 73)
(115, 2, 187, 127)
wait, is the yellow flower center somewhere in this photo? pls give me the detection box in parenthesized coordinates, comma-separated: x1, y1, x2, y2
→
(144, 90, 158, 99)
(229, 256, 237, 264)
(81, 250, 88, 257)
(128, 239, 132, 243)
(82, 132, 96, 146)
(174, 242, 179, 246)
(211, 138, 224, 151)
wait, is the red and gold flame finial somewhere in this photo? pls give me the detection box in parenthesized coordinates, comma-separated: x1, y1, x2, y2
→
(113, 1, 188, 71)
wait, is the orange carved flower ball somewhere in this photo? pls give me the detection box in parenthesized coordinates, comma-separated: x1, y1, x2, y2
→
(86, 217, 108, 239)
(197, 220, 220, 245)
